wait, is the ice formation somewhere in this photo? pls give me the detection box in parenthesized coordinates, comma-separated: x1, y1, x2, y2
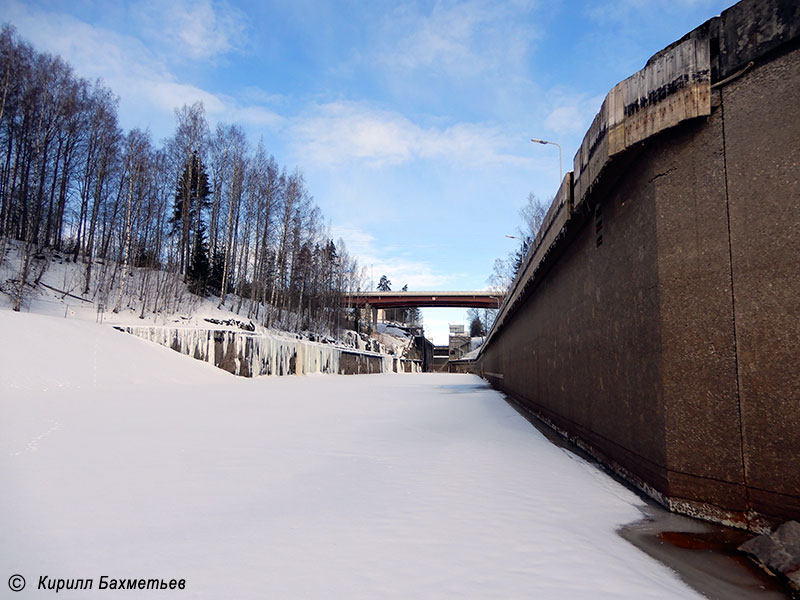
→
(120, 326, 420, 377)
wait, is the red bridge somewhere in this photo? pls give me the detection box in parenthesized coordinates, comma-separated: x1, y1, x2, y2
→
(343, 291, 504, 309)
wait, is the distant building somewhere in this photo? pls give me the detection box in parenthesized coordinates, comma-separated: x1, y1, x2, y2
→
(448, 323, 471, 360)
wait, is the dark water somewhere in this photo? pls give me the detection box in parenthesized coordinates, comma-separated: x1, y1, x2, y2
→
(502, 395, 798, 599)
(621, 510, 798, 599)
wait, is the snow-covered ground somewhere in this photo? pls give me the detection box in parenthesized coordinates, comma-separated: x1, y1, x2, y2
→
(0, 309, 701, 598)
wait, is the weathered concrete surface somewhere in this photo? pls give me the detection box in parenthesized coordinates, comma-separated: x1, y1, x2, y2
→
(722, 45, 800, 527)
(716, 0, 800, 79)
(478, 0, 799, 531)
(447, 358, 477, 374)
(338, 351, 385, 375)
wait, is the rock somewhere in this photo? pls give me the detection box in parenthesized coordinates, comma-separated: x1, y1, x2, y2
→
(203, 317, 256, 332)
(739, 521, 800, 589)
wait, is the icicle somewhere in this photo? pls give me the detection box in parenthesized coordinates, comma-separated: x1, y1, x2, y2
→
(123, 327, 384, 377)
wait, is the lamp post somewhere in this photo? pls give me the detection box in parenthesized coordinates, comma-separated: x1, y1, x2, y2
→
(531, 138, 562, 183)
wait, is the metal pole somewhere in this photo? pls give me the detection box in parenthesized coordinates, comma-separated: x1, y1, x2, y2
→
(557, 143, 562, 182)
(531, 138, 563, 183)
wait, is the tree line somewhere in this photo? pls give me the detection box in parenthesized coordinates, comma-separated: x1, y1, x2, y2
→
(376, 274, 421, 326)
(0, 25, 365, 335)
(470, 192, 549, 338)
(488, 192, 548, 292)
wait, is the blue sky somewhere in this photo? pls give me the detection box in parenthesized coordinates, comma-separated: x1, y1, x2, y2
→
(2, 0, 735, 343)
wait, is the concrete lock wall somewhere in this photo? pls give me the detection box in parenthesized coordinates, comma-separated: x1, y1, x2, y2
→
(478, 0, 799, 531)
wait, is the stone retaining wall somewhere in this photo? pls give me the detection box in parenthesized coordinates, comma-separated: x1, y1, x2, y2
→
(118, 326, 420, 377)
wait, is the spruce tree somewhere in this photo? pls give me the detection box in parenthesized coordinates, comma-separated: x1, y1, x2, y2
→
(470, 316, 485, 337)
(171, 152, 211, 275)
(208, 251, 227, 296)
(187, 221, 210, 295)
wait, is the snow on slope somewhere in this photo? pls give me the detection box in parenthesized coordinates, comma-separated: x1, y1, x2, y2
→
(0, 310, 232, 391)
(0, 309, 700, 599)
(0, 243, 394, 357)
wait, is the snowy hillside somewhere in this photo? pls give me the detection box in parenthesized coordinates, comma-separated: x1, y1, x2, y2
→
(0, 241, 410, 359)
(0, 310, 701, 598)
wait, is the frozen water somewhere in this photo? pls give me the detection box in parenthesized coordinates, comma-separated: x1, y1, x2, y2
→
(0, 309, 699, 598)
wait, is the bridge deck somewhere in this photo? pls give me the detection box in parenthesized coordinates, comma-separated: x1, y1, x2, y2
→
(343, 291, 504, 309)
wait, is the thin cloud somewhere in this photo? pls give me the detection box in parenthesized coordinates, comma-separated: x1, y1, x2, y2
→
(330, 225, 456, 291)
(133, 0, 249, 61)
(145, 80, 226, 114)
(329, 225, 377, 258)
(291, 101, 531, 169)
(543, 92, 605, 136)
(229, 106, 286, 129)
(240, 87, 289, 106)
(3, 1, 278, 136)
(378, 0, 539, 80)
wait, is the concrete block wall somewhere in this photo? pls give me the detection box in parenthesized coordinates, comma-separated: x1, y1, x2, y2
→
(478, 0, 799, 530)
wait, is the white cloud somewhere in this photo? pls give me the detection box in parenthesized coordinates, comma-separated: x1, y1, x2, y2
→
(384, 3, 486, 73)
(3, 2, 148, 83)
(228, 106, 285, 129)
(543, 92, 605, 136)
(328, 225, 378, 259)
(145, 80, 226, 115)
(378, 0, 539, 81)
(133, 0, 248, 61)
(330, 225, 456, 291)
(294, 103, 414, 167)
(2, 2, 175, 130)
(291, 102, 531, 169)
(3, 1, 279, 138)
(240, 87, 288, 106)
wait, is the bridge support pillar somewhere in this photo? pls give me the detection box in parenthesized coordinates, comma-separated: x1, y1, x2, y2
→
(364, 303, 378, 334)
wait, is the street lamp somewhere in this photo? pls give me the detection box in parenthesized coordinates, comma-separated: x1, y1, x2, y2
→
(531, 138, 562, 183)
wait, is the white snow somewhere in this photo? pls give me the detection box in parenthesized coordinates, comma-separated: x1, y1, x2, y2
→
(0, 309, 700, 599)
(376, 322, 412, 339)
(0, 243, 393, 357)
